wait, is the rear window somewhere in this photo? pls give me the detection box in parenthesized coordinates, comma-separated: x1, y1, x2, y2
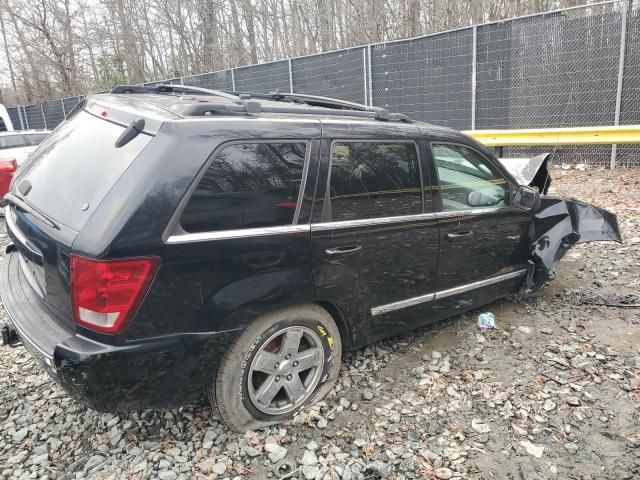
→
(15, 110, 152, 231)
(180, 142, 307, 233)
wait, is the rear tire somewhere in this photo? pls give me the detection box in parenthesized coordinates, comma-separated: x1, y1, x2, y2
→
(212, 305, 342, 431)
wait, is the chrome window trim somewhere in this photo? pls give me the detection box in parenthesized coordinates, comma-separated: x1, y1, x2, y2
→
(311, 212, 436, 231)
(166, 224, 311, 244)
(166, 207, 515, 242)
(370, 268, 527, 316)
(435, 206, 513, 219)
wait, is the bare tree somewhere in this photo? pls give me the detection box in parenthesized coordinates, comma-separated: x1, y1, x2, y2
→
(0, 0, 608, 106)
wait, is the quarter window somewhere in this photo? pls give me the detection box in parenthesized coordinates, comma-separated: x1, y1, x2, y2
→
(181, 142, 307, 233)
(328, 142, 422, 221)
(432, 144, 508, 211)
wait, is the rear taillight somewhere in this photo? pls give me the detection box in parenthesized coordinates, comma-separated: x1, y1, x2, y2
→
(70, 255, 159, 334)
(0, 159, 17, 173)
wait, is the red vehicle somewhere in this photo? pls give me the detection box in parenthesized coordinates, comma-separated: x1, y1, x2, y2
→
(0, 131, 49, 199)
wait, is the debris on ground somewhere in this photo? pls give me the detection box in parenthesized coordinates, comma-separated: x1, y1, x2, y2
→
(476, 312, 495, 332)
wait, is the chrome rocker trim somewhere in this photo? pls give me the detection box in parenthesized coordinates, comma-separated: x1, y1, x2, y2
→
(370, 268, 527, 316)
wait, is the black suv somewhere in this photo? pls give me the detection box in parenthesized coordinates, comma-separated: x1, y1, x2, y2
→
(1, 85, 620, 431)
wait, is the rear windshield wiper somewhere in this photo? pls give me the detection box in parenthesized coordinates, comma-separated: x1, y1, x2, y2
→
(3, 193, 59, 230)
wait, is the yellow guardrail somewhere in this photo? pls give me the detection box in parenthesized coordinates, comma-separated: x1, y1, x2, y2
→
(463, 125, 640, 147)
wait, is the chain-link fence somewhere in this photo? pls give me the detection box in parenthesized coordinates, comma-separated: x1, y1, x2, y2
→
(6, 0, 639, 166)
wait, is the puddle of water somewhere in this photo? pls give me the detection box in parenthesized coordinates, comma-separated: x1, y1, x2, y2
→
(419, 328, 458, 355)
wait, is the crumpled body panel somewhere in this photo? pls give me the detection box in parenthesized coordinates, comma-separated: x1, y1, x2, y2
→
(523, 197, 622, 291)
(498, 153, 552, 194)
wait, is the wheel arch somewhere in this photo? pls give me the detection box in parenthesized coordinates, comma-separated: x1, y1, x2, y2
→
(314, 300, 354, 351)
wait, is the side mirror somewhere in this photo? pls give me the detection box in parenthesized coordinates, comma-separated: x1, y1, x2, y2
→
(514, 185, 541, 211)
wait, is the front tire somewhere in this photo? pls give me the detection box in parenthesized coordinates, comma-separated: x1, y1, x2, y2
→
(213, 305, 342, 431)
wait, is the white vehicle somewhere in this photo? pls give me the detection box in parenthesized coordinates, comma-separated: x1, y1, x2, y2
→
(0, 104, 14, 132)
(0, 130, 50, 165)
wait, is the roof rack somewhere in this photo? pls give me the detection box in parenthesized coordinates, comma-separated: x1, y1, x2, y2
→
(111, 84, 239, 101)
(110, 84, 412, 123)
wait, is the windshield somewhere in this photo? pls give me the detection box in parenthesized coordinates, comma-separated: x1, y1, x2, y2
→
(14, 110, 152, 231)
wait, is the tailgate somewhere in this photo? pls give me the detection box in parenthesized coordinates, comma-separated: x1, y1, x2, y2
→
(5, 204, 78, 328)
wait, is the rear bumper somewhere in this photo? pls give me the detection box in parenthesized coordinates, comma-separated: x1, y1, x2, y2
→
(1, 249, 239, 411)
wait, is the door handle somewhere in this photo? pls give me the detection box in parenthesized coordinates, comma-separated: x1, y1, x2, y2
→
(325, 245, 362, 255)
(446, 231, 473, 241)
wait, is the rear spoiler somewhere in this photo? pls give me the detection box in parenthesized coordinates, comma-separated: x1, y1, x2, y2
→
(497, 153, 551, 194)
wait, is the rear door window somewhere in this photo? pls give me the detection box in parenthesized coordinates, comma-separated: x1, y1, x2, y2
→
(327, 141, 422, 221)
(431, 144, 509, 211)
(180, 142, 307, 233)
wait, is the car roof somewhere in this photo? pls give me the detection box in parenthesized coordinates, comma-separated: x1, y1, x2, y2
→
(93, 84, 467, 140)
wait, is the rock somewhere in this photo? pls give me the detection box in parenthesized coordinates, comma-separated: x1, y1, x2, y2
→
(302, 466, 319, 480)
(31, 453, 49, 466)
(367, 461, 392, 478)
(48, 438, 62, 453)
(566, 396, 581, 407)
(198, 459, 214, 474)
(157, 471, 178, 480)
(84, 455, 105, 472)
(7, 452, 28, 466)
(518, 326, 532, 334)
(512, 424, 527, 436)
(316, 416, 328, 429)
(541, 328, 554, 335)
(435, 467, 453, 479)
(306, 440, 319, 451)
(520, 440, 544, 458)
(212, 463, 227, 475)
(12, 428, 28, 443)
(301, 449, 318, 466)
(543, 400, 556, 412)
(244, 446, 261, 457)
(361, 390, 374, 401)
(564, 442, 579, 452)
(520, 464, 542, 480)
(265, 443, 288, 463)
(471, 418, 491, 433)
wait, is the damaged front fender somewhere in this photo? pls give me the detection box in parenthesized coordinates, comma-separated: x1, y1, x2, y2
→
(523, 197, 622, 292)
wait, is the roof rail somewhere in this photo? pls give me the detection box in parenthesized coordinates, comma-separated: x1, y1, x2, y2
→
(226, 91, 411, 122)
(267, 92, 370, 111)
(185, 102, 412, 122)
(111, 84, 239, 101)
(110, 84, 412, 123)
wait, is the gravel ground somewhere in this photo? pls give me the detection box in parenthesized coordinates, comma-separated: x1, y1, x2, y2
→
(1, 167, 639, 480)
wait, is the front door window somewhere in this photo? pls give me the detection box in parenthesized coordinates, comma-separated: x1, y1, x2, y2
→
(431, 144, 508, 211)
